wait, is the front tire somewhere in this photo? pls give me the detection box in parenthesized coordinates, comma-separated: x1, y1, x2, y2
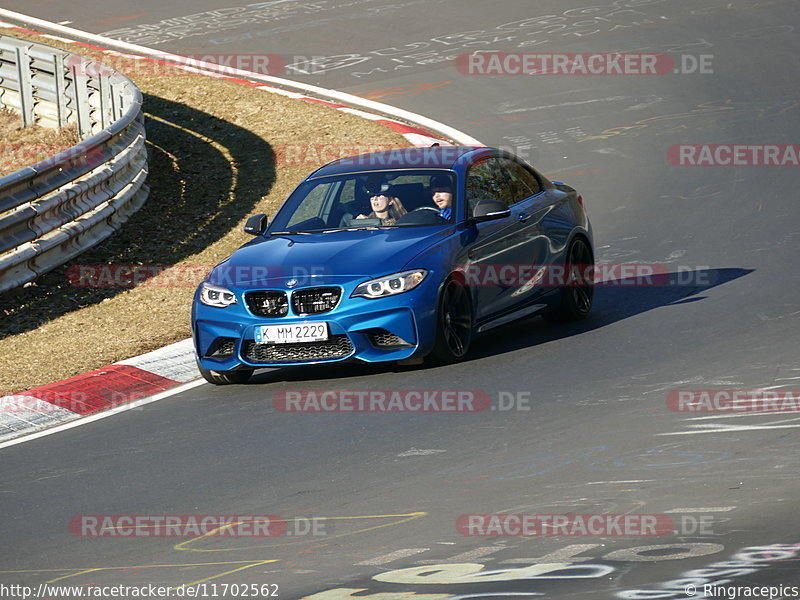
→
(196, 359, 254, 385)
(543, 236, 594, 322)
(430, 279, 473, 364)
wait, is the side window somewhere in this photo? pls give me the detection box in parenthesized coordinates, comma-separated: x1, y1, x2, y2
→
(338, 178, 356, 204)
(287, 182, 332, 227)
(499, 158, 542, 202)
(466, 158, 516, 213)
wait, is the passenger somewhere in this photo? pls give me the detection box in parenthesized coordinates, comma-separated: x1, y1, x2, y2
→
(430, 175, 454, 220)
(356, 187, 407, 225)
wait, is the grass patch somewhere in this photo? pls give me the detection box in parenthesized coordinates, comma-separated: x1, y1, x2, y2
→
(0, 29, 410, 393)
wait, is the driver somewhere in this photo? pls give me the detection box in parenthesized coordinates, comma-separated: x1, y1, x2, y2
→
(430, 175, 454, 220)
(356, 184, 407, 225)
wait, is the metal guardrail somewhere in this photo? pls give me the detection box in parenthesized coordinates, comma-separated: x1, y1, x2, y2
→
(0, 34, 148, 294)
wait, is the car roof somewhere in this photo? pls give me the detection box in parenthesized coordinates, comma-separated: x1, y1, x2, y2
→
(306, 145, 494, 178)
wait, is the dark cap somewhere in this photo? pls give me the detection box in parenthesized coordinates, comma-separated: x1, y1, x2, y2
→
(430, 174, 453, 191)
(366, 183, 392, 195)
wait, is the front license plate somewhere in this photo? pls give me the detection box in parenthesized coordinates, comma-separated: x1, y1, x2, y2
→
(255, 323, 329, 344)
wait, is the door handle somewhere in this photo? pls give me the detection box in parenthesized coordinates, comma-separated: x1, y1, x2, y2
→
(518, 212, 530, 222)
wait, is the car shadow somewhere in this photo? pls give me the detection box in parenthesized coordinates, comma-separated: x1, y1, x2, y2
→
(465, 266, 752, 361)
(249, 267, 752, 385)
(0, 94, 275, 338)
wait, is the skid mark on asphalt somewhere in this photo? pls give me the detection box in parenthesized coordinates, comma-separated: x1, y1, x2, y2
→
(354, 82, 452, 100)
(94, 14, 148, 27)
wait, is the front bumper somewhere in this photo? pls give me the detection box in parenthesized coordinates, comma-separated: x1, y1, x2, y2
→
(192, 277, 440, 371)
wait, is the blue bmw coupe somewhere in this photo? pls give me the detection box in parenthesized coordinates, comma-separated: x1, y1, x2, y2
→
(192, 146, 593, 384)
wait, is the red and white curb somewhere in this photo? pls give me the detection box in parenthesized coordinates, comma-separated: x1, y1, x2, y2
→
(0, 10, 482, 445)
(0, 340, 197, 442)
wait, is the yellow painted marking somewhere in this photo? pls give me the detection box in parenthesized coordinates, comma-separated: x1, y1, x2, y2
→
(46, 568, 101, 584)
(0, 560, 277, 574)
(4, 560, 281, 591)
(5, 512, 428, 588)
(175, 511, 428, 552)
(174, 559, 277, 589)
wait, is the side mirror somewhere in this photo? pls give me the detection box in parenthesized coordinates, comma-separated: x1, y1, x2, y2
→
(470, 199, 511, 223)
(244, 213, 268, 236)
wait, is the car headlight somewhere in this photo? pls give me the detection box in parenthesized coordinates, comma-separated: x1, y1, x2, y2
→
(352, 269, 428, 299)
(199, 282, 238, 307)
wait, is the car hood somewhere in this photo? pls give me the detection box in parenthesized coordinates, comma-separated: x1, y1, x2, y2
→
(207, 228, 448, 287)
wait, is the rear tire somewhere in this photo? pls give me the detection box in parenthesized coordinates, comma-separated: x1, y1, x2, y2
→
(543, 236, 594, 322)
(430, 279, 473, 364)
(196, 359, 254, 385)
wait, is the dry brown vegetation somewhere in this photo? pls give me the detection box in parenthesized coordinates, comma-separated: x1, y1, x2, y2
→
(0, 108, 80, 177)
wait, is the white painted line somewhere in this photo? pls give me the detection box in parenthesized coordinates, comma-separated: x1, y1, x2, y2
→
(685, 411, 800, 420)
(664, 507, 736, 513)
(752, 384, 797, 391)
(397, 448, 447, 457)
(0, 9, 482, 146)
(449, 594, 542, 599)
(585, 479, 656, 485)
(660, 422, 800, 435)
(0, 379, 206, 451)
(417, 546, 502, 564)
(356, 548, 429, 565)
(501, 96, 628, 114)
(501, 544, 601, 564)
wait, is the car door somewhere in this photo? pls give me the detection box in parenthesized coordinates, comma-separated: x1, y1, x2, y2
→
(463, 156, 535, 322)
(503, 157, 577, 300)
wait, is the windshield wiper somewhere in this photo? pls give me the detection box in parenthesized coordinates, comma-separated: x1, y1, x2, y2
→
(269, 230, 314, 235)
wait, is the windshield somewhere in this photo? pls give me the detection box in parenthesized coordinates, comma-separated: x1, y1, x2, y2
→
(268, 170, 457, 233)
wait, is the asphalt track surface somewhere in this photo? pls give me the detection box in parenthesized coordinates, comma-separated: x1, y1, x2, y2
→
(2, 1, 800, 598)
